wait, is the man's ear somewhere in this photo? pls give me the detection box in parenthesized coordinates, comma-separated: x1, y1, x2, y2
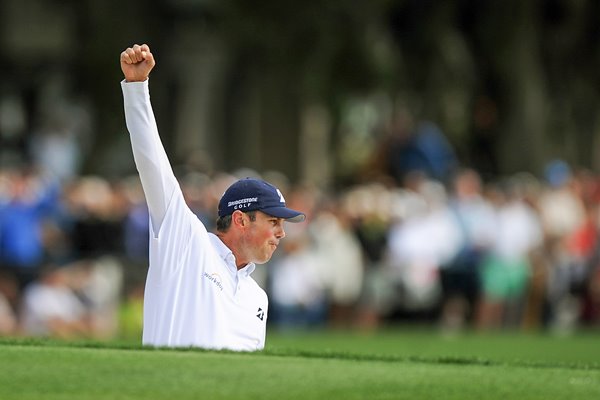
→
(232, 210, 246, 227)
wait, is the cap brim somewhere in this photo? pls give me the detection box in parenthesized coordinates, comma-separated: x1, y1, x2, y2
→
(262, 207, 306, 223)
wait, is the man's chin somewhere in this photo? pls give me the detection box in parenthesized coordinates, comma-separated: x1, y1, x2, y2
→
(253, 253, 274, 265)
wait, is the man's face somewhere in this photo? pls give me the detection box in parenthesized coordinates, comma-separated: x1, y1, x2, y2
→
(241, 211, 286, 264)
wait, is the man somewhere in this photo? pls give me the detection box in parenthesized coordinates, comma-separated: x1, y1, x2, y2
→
(120, 44, 305, 351)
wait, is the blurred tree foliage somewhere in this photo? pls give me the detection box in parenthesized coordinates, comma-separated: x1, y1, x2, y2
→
(209, 0, 600, 182)
(3, 0, 600, 183)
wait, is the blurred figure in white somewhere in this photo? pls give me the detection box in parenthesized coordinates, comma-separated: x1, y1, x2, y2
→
(310, 204, 364, 328)
(476, 176, 544, 330)
(21, 262, 92, 339)
(78, 257, 123, 338)
(386, 177, 462, 313)
(268, 226, 327, 330)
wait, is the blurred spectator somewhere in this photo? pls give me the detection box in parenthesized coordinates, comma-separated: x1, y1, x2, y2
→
(66, 176, 125, 259)
(268, 228, 328, 330)
(121, 176, 150, 296)
(386, 178, 461, 313)
(438, 168, 496, 332)
(0, 167, 61, 291)
(310, 207, 364, 328)
(78, 257, 123, 339)
(476, 178, 544, 330)
(19, 257, 122, 339)
(410, 121, 458, 183)
(122, 179, 149, 265)
(537, 160, 587, 331)
(343, 183, 393, 329)
(376, 112, 458, 185)
(20, 262, 92, 339)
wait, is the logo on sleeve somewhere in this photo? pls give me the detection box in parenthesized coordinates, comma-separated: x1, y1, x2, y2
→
(256, 307, 265, 321)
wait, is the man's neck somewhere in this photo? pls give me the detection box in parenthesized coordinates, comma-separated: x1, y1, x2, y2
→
(216, 232, 248, 270)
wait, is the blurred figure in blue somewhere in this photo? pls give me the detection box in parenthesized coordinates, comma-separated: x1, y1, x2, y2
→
(385, 117, 458, 185)
(0, 166, 61, 291)
(439, 168, 495, 332)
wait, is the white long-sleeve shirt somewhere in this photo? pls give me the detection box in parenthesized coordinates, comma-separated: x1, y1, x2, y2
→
(122, 80, 267, 351)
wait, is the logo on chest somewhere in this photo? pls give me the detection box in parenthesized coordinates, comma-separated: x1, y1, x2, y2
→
(203, 272, 224, 292)
(256, 307, 265, 321)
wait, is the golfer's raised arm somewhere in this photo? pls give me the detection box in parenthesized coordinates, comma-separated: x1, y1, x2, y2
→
(120, 44, 177, 233)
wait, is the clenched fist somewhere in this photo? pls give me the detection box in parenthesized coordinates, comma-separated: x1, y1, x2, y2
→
(120, 44, 155, 82)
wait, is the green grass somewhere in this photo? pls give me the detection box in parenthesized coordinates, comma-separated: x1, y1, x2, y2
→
(267, 328, 600, 367)
(1, 329, 599, 399)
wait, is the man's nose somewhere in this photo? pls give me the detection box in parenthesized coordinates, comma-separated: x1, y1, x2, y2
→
(276, 224, 286, 239)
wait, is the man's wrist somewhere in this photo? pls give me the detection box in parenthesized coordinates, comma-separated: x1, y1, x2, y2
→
(124, 77, 148, 83)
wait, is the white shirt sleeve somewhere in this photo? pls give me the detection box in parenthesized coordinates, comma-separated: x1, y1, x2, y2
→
(121, 80, 177, 234)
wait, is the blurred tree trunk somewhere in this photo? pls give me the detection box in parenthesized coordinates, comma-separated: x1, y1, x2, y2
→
(494, 2, 548, 175)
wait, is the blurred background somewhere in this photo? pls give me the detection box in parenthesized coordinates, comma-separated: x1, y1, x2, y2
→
(1, 0, 600, 340)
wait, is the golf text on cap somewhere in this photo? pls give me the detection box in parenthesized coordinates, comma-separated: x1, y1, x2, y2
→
(227, 197, 258, 210)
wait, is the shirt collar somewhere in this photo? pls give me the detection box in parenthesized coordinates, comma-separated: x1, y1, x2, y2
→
(208, 233, 256, 277)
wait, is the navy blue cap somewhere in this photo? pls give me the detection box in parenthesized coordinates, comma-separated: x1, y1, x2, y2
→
(218, 178, 305, 223)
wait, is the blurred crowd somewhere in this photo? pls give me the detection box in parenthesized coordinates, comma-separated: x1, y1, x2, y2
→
(1, 155, 600, 341)
(266, 161, 600, 335)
